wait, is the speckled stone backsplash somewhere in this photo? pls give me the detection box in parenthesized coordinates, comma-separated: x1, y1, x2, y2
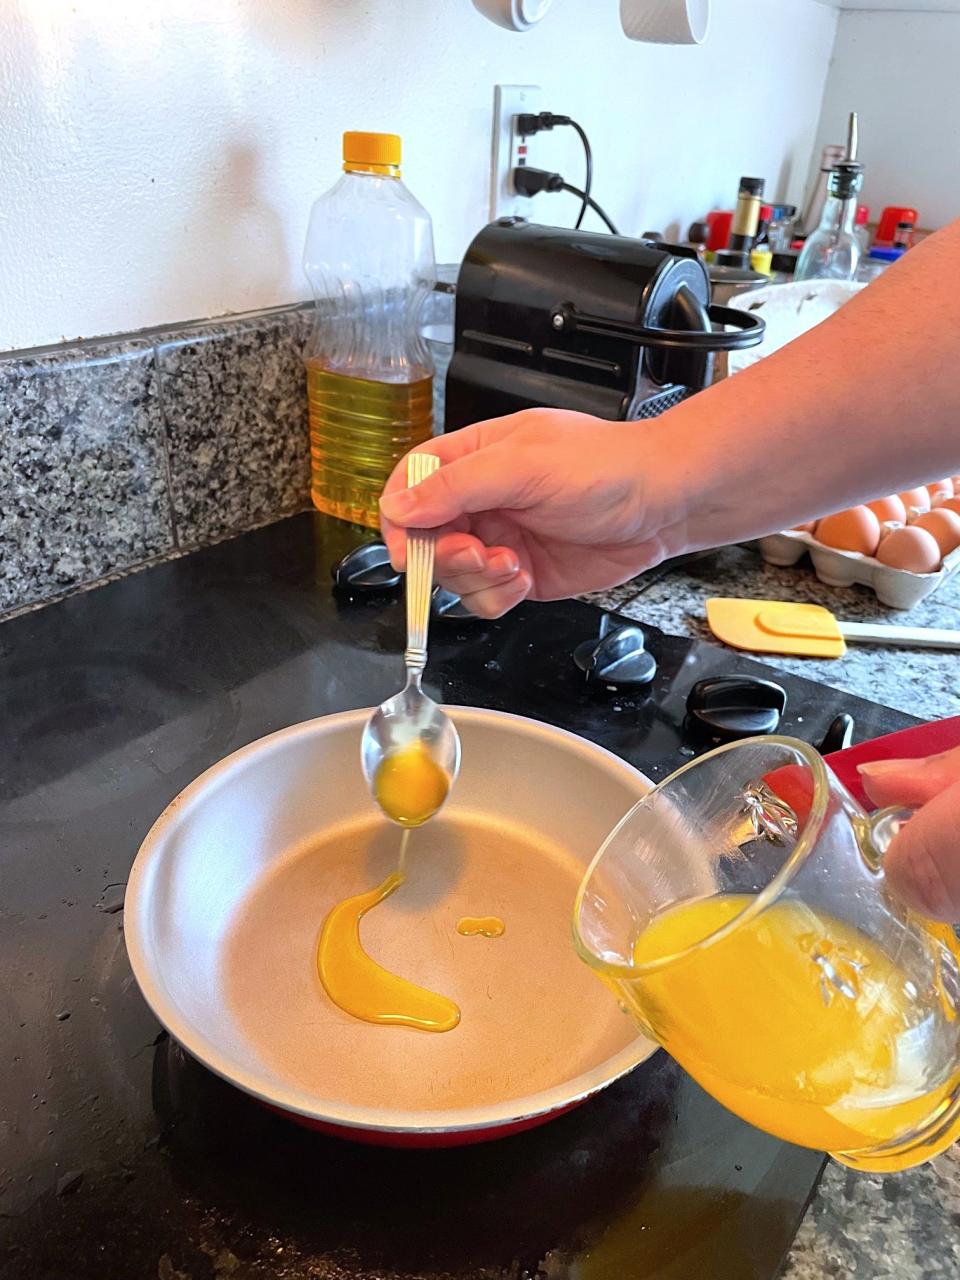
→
(0, 305, 314, 617)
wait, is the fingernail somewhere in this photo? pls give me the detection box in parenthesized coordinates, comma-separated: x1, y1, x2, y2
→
(857, 759, 908, 778)
(449, 547, 484, 573)
(380, 489, 418, 521)
(490, 551, 519, 575)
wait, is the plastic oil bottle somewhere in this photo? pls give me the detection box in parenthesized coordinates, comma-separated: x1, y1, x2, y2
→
(302, 132, 436, 528)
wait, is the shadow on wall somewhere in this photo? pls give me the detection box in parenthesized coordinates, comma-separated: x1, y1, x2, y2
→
(777, 153, 794, 211)
(242, 0, 388, 59)
(186, 138, 291, 306)
(654, 149, 797, 244)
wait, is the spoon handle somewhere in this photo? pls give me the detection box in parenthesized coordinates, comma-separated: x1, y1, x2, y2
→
(404, 452, 440, 673)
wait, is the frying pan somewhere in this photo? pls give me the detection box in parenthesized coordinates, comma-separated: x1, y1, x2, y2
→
(124, 707, 656, 1146)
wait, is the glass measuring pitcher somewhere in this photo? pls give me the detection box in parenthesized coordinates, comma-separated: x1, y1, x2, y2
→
(573, 737, 960, 1172)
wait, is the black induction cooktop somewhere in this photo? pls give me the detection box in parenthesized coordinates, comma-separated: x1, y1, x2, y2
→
(0, 512, 917, 1280)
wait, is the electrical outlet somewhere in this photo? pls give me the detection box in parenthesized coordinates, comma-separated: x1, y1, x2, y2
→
(489, 84, 540, 221)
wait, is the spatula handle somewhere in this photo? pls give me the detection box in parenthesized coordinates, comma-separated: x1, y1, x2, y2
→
(838, 621, 960, 651)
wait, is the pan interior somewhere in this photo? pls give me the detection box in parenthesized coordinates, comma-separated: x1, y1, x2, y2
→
(220, 808, 641, 1115)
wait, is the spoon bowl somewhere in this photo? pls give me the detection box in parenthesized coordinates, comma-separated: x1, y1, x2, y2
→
(361, 676, 462, 814)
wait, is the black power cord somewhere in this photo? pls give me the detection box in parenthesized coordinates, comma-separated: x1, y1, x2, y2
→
(517, 111, 595, 231)
(563, 121, 592, 230)
(560, 182, 618, 235)
(513, 165, 620, 236)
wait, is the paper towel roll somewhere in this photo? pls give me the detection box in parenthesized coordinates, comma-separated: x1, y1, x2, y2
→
(620, 0, 710, 45)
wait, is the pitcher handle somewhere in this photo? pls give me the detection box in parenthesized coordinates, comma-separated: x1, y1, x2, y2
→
(857, 805, 916, 871)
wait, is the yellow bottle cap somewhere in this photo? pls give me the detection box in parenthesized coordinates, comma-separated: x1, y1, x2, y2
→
(342, 131, 401, 174)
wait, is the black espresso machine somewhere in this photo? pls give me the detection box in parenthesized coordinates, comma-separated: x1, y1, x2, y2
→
(444, 218, 765, 431)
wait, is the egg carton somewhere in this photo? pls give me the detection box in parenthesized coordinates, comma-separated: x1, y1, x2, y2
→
(757, 530, 960, 611)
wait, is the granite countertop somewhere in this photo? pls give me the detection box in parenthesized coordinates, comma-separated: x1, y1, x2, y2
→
(590, 543, 960, 1280)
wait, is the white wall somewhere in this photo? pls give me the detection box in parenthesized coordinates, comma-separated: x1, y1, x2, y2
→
(0, 0, 838, 353)
(811, 9, 960, 232)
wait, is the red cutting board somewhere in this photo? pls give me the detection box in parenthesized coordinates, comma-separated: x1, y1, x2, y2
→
(825, 714, 960, 809)
(764, 716, 960, 823)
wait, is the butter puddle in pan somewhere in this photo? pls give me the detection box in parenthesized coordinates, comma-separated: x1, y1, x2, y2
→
(456, 916, 505, 938)
(317, 833, 461, 1033)
(316, 828, 504, 1034)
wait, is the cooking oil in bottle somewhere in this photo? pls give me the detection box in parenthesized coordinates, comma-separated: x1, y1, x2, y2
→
(303, 132, 436, 529)
(305, 366, 433, 528)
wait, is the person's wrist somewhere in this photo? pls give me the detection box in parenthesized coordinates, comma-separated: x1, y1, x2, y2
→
(624, 415, 700, 561)
(636, 390, 761, 558)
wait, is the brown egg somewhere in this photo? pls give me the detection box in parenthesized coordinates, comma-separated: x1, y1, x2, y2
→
(898, 487, 931, 514)
(792, 520, 818, 533)
(875, 526, 942, 574)
(952, 477, 960, 494)
(914, 509, 960, 557)
(866, 495, 906, 524)
(927, 480, 953, 505)
(815, 506, 881, 556)
(933, 495, 960, 519)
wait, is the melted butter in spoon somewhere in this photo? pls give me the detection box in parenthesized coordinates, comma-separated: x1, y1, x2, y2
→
(456, 916, 505, 939)
(317, 850, 460, 1033)
(374, 741, 449, 827)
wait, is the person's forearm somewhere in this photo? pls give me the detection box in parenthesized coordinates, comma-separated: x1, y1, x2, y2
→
(649, 220, 960, 558)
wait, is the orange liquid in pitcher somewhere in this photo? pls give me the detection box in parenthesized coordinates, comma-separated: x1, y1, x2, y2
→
(306, 363, 433, 529)
(619, 895, 960, 1169)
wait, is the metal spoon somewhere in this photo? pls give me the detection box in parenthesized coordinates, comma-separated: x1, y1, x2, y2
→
(361, 453, 462, 820)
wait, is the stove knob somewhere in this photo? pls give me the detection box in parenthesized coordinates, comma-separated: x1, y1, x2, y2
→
(818, 712, 855, 755)
(685, 675, 787, 743)
(573, 617, 657, 687)
(332, 542, 402, 592)
(432, 588, 479, 621)
(332, 547, 480, 618)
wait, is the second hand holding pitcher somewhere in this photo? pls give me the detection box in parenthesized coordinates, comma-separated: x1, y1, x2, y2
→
(361, 453, 462, 828)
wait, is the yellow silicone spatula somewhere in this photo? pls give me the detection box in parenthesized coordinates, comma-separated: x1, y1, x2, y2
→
(706, 598, 960, 659)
